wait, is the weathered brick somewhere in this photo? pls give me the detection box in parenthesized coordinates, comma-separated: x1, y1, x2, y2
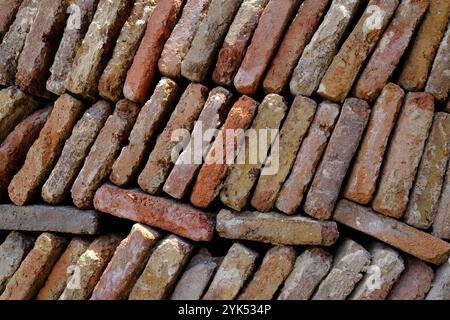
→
(129, 235, 193, 300)
(8, 94, 84, 206)
(289, 0, 360, 97)
(71, 99, 139, 209)
(0, 232, 66, 300)
(433, 166, 450, 240)
(181, 0, 243, 82)
(373, 93, 434, 219)
(163, 87, 232, 199)
(426, 261, 450, 300)
(333, 199, 450, 265)
(0, 0, 23, 42)
(42, 101, 111, 205)
(304, 98, 370, 220)
(238, 246, 296, 300)
(354, 0, 429, 102)
(203, 243, 258, 300)
(190, 95, 258, 209)
(278, 247, 332, 300)
(217, 209, 339, 246)
(94, 184, 216, 241)
(344, 84, 404, 205)
(91, 224, 161, 300)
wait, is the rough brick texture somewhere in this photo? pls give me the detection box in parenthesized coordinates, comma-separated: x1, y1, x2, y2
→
(433, 166, 450, 240)
(0, 0, 23, 42)
(425, 261, 450, 300)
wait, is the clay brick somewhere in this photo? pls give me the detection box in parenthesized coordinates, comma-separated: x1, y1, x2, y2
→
(354, 0, 429, 102)
(71, 99, 139, 209)
(276, 102, 339, 215)
(99, 0, 157, 102)
(251, 96, 316, 212)
(0, 233, 66, 300)
(190, 95, 258, 208)
(238, 246, 296, 300)
(372, 93, 434, 219)
(217, 209, 339, 246)
(139, 84, 210, 195)
(91, 224, 161, 300)
(159, 0, 211, 80)
(289, 0, 360, 97)
(433, 166, 450, 240)
(203, 243, 258, 300)
(304, 98, 370, 220)
(344, 84, 404, 205)
(426, 261, 450, 300)
(405, 113, 450, 229)
(313, 238, 370, 300)
(219, 94, 287, 211)
(46, 0, 98, 96)
(181, 0, 243, 82)
(163, 87, 232, 199)
(8, 94, 84, 206)
(212, 0, 268, 86)
(42, 101, 111, 205)
(263, 0, 329, 94)
(0, 0, 23, 42)
(123, 0, 183, 104)
(94, 184, 216, 241)
(278, 247, 332, 300)
(333, 199, 450, 265)
(0, 205, 103, 235)
(36, 237, 91, 300)
(59, 234, 122, 300)
(129, 235, 193, 300)
(66, 0, 133, 101)
(398, 0, 450, 91)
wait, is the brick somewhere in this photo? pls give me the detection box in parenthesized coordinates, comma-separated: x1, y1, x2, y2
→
(139, 84, 210, 195)
(304, 98, 370, 220)
(8, 94, 84, 206)
(42, 101, 111, 205)
(0, 205, 103, 235)
(91, 224, 161, 300)
(333, 199, 450, 265)
(59, 234, 122, 300)
(159, 0, 211, 80)
(217, 209, 339, 246)
(289, 0, 360, 97)
(433, 166, 450, 240)
(276, 102, 339, 215)
(312, 239, 370, 300)
(219, 94, 287, 211)
(398, 0, 450, 91)
(163, 87, 232, 199)
(405, 113, 450, 229)
(263, 0, 329, 94)
(170, 249, 221, 300)
(426, 261, 450, 300)
(354, 0, 429, 102)
(0, 107, 50, 199)
(0, 233, 66, 300)
(238, 246, 296, 300)
(0, 0, 39, 86)
(46, 0, 98, 96)
(344, 83, 404, 205)
(372, 93, 434, 219)
(123, 0, 183, 104)
(111, 78, 179, 187)
(36, 237, 91, 300)
(212, 0, 268, 87)
(388, 256, 434, 300)
(66, 0, 133, 101)
(71, 99, 139, 209)
(203, 243, 258, 300)
(181, 0, 243, 82)
(99, 0, 157, 102)
(278, 247, 332, 300)
(0, 0, 23, 42)
(129, 235, 193, 300)
(251, 96, 316, 212)
(94, 184, 216, 242)
(0, 232, 33, 294)
(190, 95, 258, 208)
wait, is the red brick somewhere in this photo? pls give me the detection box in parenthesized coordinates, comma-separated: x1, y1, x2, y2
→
(0, 0, 23, 42)
(433, 166, 450, 240)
